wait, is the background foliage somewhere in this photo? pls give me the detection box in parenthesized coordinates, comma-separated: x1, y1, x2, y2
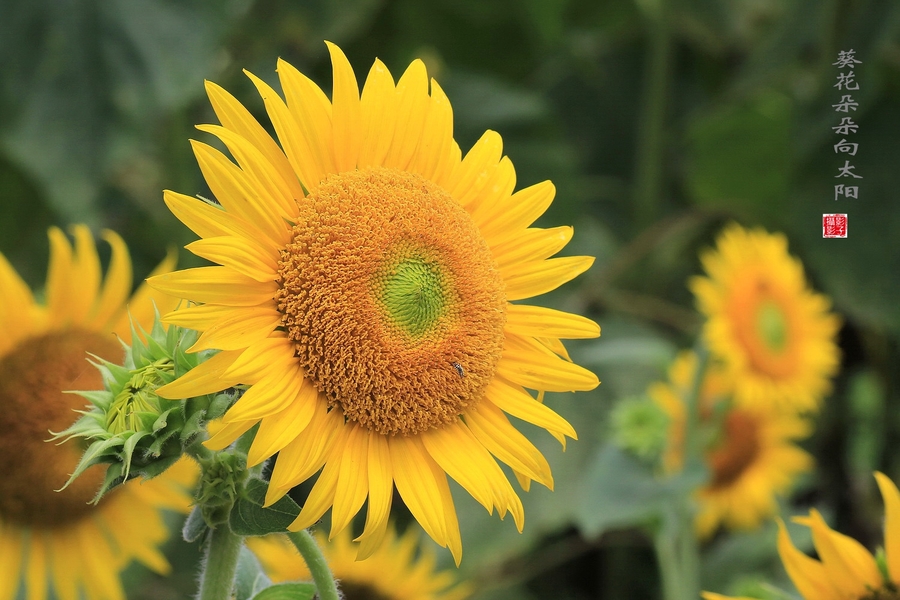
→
(2, 0, 899, 598)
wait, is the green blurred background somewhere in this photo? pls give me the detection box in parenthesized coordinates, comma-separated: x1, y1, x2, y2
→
(2, 0, 899, 598)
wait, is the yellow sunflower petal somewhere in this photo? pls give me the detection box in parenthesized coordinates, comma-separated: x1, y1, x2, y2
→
(389, 435, 450, 549)
(355, 432, 394, 560)
(0, 524, 23, 599)
(0, 252, 37, 354)
(480, 179, 556, 241)
(776, 518, 841, 600)
(246, 69, 322, 192)
(803, 509, 881, 595)
(358, 58, 398, 168)
(195, 124, 299, 221)
(187, 306, 282, 353)
(326, 41, 363, 173)
(205, 79, 304, 201)
(875, 471, 900, 584)
(448, 130, 502, 207)
(190, 140, 289, 243)
(486, 376, 577, 442)
(90, 229, 133, 330)
(501, 255, 595, 301)
(277, 57, 336, 178)
(465, 399, 554, 489)
(497, 333, 599, 392)
(409, 77, 454, 182)
(505, 304, 600, 340)
(186, 237, 278, 283)
(222, 335, 296, 382)
(223, 364, 304, 422)
(205, 418, 258, 451)
(383, 59, 429, 170)
(492, 226, 574, 271)
(330, 424, 370, 538)
(25, 533, 48, 600)
(289, 448, 342, 531)
(114, 247, 179, 342)
(247, 383, 319, 467)
(266, 407, 343, 504)
(148, 266, 277, 307)
(69, 224, 102, 323)
(48, 532, 79, 600)
(155, 348, 242, 399)
(45, 226, 75, 327)
(468, 156, 517, 226)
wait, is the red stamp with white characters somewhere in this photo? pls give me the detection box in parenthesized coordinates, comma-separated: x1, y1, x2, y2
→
(823, 214, 848, 238)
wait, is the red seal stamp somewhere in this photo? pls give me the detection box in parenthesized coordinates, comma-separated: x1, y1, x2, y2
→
(823, 213, 848, 238)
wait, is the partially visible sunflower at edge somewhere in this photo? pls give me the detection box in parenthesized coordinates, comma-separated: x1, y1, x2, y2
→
(0, 225, 196, 600)
(650, 351, 813, 539)
(690, 224, 841, 412)
(704, 472, 900, 600)
(248, 524, 470, 600)
(149, 41, 600, 563)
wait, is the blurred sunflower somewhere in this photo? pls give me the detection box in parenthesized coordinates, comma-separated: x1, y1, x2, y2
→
(0, 225, 195, 600)
(247, 525, 470, 600)
(689, 224, 841, 412)
(704, 472, 900, 600)
(650, 351, 813, 538)
(149, 41, 600, 563)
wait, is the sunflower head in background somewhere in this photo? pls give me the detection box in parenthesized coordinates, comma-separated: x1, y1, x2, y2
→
(248, 525, 471, 600)
(150, 41, 600, 563)
(650, 351, 813, 539)
(704, 472, 900, 600)
(690, 224, 841, 412)
(0, 225, 195, 600)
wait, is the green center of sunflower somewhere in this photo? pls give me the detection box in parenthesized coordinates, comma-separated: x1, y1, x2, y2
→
(276, 167, 506, 436)
(755, 300, 788, 353)
(375, 251, 451, 340)
(0, 330, 122, 528)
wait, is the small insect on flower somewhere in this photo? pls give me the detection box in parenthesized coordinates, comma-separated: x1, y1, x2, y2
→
(452, 362, 465, 378)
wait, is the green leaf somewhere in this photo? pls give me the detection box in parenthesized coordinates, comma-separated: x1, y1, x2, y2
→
(230, 478, 302, 537)
(575, 444, 707, 538)
(235, 546, 273, 600)
(182, 505, 209, 543)
(686, 90, 792, 224)
(250, 583, 316, 600)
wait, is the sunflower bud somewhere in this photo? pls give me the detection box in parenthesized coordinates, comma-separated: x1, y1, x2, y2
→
(610, 396, 670, 463)
(54, 313, 238, 502)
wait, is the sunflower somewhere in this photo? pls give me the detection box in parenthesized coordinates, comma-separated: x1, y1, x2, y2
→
(704, 472, 900, 600)
(0, 225, 195, 600)
(247, 524, 470, 600)
(650, 351, 813, 538)
(149, 41, 600, 563)
(689, 223, 841, 412)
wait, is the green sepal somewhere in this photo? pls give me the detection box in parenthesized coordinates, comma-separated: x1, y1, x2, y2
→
(230, 478, 301, 536)
(183, 504, 209, 543)
(134, 453, 182, 480)
(235, 545, 273, 600)
(91, 461, 126, 502)
(249, 583, 315, 600)
(208, 391, 238, 421)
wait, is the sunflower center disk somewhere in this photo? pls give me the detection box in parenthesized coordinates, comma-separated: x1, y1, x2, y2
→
(755, 300, 788, 353)
(277, 167, 507, 436)
(707, 410, 761, 489)
(0, 331, 122, 527)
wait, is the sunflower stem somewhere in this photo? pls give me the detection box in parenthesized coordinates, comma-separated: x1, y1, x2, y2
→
(198, 524, 243, 600)
(288, 529, 341, 600)
(633, 0, 672, 228)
